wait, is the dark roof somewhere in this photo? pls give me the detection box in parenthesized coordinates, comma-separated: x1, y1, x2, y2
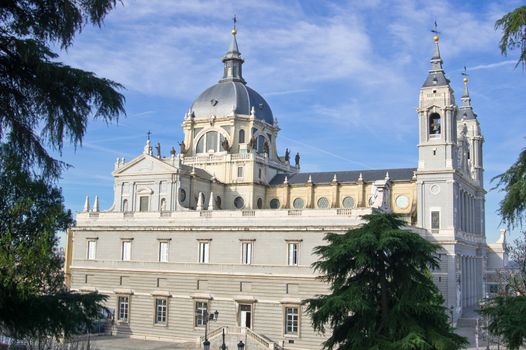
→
(422, 71, 450, 87)
(269, 168, 416, 185)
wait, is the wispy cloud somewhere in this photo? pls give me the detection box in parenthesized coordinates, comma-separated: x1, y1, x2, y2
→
(470, 60, 516, 71)
(280, 135, 372, 169)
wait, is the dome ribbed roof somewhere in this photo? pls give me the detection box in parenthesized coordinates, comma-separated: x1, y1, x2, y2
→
(190, 81, 274, 124)
(188, 28, 274, 125)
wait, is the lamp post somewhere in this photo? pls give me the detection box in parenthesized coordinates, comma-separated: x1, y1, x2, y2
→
(237, 340, 245, 350)
(220, 328, 227, 350)
(202, 309, 218, 350)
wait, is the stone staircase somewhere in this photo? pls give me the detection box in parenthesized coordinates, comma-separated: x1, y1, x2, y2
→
(201, 326, 283, 350)
(456, 306, 480, 328)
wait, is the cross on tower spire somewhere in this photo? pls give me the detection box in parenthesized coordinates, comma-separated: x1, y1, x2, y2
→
(231, 15, 237, 36)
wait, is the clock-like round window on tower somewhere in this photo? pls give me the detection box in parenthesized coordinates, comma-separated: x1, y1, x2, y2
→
(234, 196, 245, 209)
(395, 195, 410, 209)
(317, 197, 329, 208)
(342, 196, 355, 209)
(270, 198, 280, 209)
(293, 198, 304, 209)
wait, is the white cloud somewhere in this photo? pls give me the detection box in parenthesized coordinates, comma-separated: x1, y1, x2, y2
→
(470, 60, 516, 70)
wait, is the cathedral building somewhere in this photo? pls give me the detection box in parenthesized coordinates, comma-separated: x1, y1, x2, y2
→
(64, 27, 506, 349)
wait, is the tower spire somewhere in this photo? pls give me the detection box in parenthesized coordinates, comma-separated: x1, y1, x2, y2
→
(220, 16, 246, 84)
(459, 70, 477, 120)
(422, 25, 449, 88)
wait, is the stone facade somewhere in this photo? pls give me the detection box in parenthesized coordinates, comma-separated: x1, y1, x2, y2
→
(65, 30, 506, 349)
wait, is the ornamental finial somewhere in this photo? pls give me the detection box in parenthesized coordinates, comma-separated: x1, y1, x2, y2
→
(462, 65, 469, 84)
(431, 20, 440, 42)
(231, 15, 237, 36)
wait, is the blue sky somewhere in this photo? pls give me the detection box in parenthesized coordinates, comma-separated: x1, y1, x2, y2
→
(55, 0, 525, 243)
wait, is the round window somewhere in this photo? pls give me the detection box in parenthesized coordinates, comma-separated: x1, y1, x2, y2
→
(317, 197, 329, 208)
(342, 196, 355, 209)
(234, 196, 245, 209)
(396, 195, 410, 209)
(257, 198, 263, 209)
(179, 188, 186, 202)
(270, 198, 280, 209)
(293, 198, 305, 209)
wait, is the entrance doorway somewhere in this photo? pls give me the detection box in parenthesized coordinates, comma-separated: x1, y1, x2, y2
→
(239, 304, 252, 328)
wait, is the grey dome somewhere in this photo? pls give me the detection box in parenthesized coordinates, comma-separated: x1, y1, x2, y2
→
(190, 81, 274, 124)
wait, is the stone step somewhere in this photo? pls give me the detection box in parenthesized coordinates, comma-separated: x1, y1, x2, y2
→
(456, 318, 478, 328)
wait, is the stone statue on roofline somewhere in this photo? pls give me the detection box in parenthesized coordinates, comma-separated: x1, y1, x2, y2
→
(179, 140, 187, 154)
(284, 148, 290, 162)
(221, 138, 231, 152)
(155, 142, 161, 158)
(295, 152, 300, 167)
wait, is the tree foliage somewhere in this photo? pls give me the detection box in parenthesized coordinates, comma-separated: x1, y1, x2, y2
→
(480, 296, 526, 350)
(495, 5, 526, 69)
(507, 230, 526, 295)
(492, 148, 526, 229)
(0, 146, 106, 340)
(481, 231, 526, 350)
(0, 0, 125, 177)
(305, 213, 467, 350)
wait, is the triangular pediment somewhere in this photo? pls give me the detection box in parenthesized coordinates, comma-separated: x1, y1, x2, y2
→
(113, 153, 179, 177)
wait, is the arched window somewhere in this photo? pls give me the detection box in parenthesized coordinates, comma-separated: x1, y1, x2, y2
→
(239, 129, 245, 144)
(196, 131, 226, 154)
(160, 198, 166, 212)
(122, 199, 128, 212)
(429, 113, 441, 137)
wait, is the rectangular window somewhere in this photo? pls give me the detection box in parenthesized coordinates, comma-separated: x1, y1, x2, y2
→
(241, 242, 252, 265)
(198, 241, 209, 263)
(284, 306, 299, 335)
(121, 240, 132, 261)
(287, 243, 298, 266)
(195, 301, 208, 327)
(159, 241, 168, 262)
(139, 196, 149, 212)
(155, 298, 167, 325)
(117, 296, 129, 322)
(431, 211, 440, 232)
(87, 240, 96, 260)
(237, 166, 244, 178)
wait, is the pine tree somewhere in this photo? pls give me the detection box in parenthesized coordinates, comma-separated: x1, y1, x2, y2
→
(492, 148, 526, 229)
(0, 0, 125, 177)
(0, 145, 106, 340)
(495, 5, 526, 69)
(305, 213, 467, 350)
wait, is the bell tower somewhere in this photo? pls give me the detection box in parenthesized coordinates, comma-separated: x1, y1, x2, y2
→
(417, 35, 458, 172)
(457, 76, 484, 186)
(416, 34, 459, 235)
